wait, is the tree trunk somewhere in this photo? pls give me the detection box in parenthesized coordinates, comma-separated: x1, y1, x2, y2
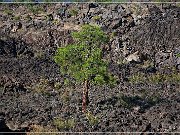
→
(82, 80, 89, 113)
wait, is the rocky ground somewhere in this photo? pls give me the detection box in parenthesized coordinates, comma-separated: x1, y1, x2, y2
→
(0, 3, 180, 134)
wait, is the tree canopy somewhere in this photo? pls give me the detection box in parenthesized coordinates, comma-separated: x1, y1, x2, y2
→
(54, 24, 116, 86)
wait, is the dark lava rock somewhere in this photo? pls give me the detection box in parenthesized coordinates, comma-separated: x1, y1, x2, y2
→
(0, 3, 179, 133)
(110, 19, 122, 29)
(0, 117, 11, 132)
(89, 3, 98, 9)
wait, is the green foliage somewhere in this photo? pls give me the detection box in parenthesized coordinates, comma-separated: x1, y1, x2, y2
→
(52, 19, 60, 25)
(72, 24, 109, 48)
(25, 14, 32, 21)
(54, 82, 62, 90)
(64, 78, 71, 86)
(32, 78, 49, 94)
(69, 9, 79, 17)
(27, 4, 44, 15)
(92, 15, 101, 21)
(61, 89, 70, 103)
(54, 24, 117, 86)
(4, 9, 13, 16)
(86, 111, 99, 126)
(129, 73, 145, 84)
(176, 53, 180, 57)
(13, 15, 21, 21)
(53, 118, 75, 130)
(129, 72, 180, 84)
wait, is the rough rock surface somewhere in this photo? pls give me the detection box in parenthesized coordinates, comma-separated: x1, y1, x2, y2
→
(0, 3, 180, 133)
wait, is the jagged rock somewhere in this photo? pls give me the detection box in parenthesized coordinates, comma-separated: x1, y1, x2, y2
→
(0, 117, 10, 131)
(110, 19, 122, 29)
(89, 3, 98, 9)
(6, 121, 19, 131)
(155, 48, 180, 70)
(11, 22, 22, 33)
(0, 3, 179, 133)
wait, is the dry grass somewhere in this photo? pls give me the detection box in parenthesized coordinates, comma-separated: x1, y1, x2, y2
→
(27, 125, 57, 135)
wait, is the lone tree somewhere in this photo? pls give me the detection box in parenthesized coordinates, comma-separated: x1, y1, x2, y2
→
(54, 24, 117, 113)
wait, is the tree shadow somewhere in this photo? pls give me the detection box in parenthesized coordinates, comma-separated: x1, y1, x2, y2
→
(97, 94, 162, 112)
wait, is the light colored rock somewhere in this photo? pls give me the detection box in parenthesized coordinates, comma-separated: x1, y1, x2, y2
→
(11, 25, 19, 32)
(6, 122, 19, 131)
(133, 106, 140, 112)
(63, 23, 81, 31)
(124, 51, 140, 63)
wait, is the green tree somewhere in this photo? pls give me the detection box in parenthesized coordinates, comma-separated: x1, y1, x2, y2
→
(54, 24, 117, 113)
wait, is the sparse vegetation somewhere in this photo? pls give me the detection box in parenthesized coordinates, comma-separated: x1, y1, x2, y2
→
(4, 9, 13, 16)
(31, 78, 49, 93)
(54, 82, 62, 90)
(34, 50, 45, 59)
(141, 60, 154, 69)
(0, 3, 179, 133)
(176, 53, 180, 57)
(53, 117, 75, 130)
(27, 4, 45, 15)
(25, 14, 32, 21)
(27, 125, 57, 135)
(129, 73, 145, 84)
(13, 15, 21, 21)
(92, 15, 101, 21)
(69, 9, 79, 17)
(61, 89, 70, 103)
(86, 111, 99, 126)
(129, 72, 180, 84)
(52, 19, 60, 25)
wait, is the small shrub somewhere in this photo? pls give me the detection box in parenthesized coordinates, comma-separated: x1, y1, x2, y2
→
(25, 14, 32, 21)
(32, 78, 49, 93)
(148, 73, 163, 84)
(54, 82, 62, 90)
(128, 73, 145, 84)
(86, 111, 99, 126)
(168, 73, 180, 83)
(117, 58, 124, 66)
(27, 4, 44, 15)
(110, 31, 117, 38)
(53, 117, 75, 130)
(4, 9, 13, 15)
(13, 16, 21, 21)
(61, 90, 70, 103)
(129, 72, 180, 84)
(52, 19, 60, 25)
(92, 15, 101, 21)
(148, 73, 180, 84)
(176, 53, 180, 57)
(69, 9, 78, 17)
(34, 51, 44, 59)
(141, 60, 154, 69)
